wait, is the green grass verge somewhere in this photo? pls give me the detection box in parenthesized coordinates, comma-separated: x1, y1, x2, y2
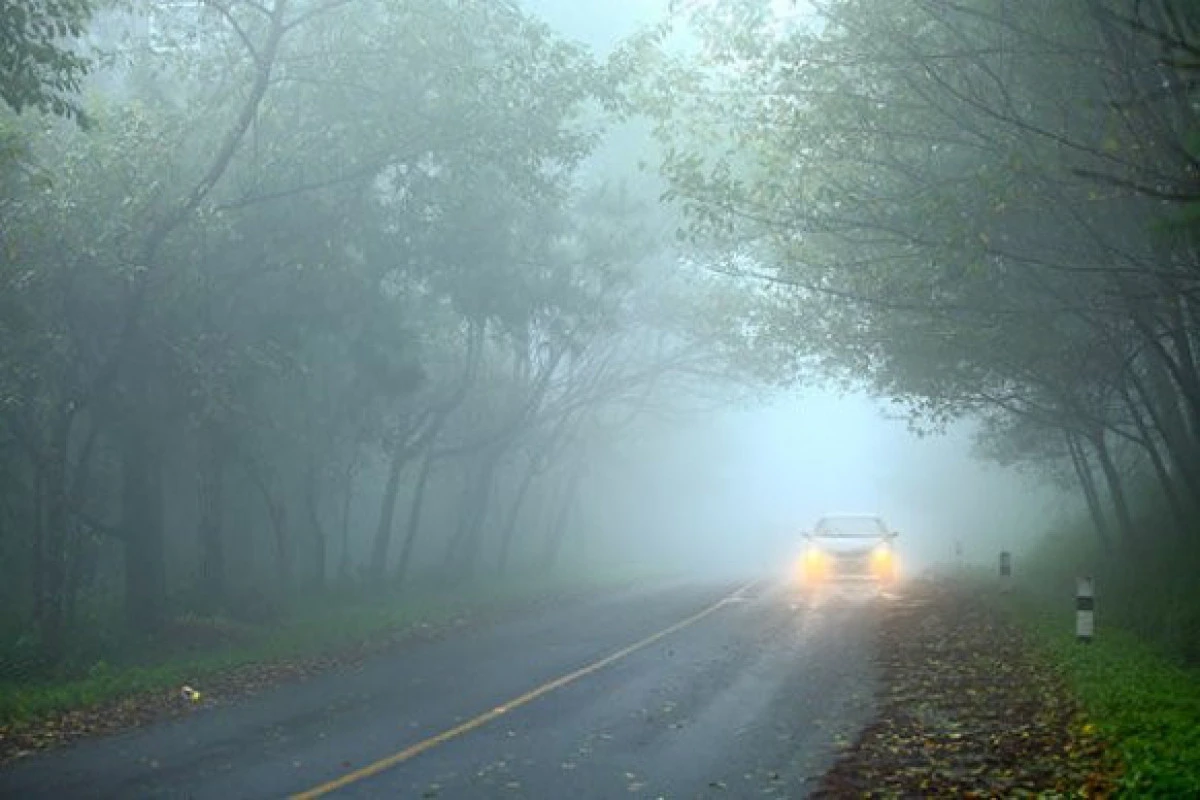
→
(999, 591, 1200, 797)
(0, 565, 665, 728)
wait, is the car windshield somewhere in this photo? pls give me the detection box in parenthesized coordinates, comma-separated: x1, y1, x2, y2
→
(813, 515, 888, 537)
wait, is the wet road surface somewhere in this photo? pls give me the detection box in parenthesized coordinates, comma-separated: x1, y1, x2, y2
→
(0, 578, 883, 799)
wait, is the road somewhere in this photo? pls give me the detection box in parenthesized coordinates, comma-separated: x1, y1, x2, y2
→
(0, 578, 882, 799)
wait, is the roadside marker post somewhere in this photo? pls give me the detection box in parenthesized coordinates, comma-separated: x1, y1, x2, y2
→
(1076, 576, 1095, 644)
(998, 551, 1011, 593)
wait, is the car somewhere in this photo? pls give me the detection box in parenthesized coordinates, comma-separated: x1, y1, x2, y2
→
(796, 513, 899, 587)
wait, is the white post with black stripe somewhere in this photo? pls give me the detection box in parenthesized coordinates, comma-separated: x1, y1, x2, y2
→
(1076, 576, 1095, 644)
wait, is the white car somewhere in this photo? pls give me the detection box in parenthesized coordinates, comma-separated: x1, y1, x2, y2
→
(797, 513, 900, 587)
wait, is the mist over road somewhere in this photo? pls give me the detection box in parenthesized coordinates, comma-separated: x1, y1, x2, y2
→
(0, 579, 881, 799)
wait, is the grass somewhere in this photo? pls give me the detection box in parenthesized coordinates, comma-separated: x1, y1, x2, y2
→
(958, 491, 1200, 797)
(996, 582, 1200, 797)
(0, 565, 663, 729)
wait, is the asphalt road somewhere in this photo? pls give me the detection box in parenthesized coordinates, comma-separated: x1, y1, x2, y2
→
(0, 578, 883, 799)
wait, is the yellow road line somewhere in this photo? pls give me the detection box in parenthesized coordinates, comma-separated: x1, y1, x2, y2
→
(290, 581, 757, 799)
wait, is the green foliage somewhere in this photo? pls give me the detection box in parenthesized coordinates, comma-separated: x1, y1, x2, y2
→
(1006, 482, 1200, 795)
(0, 0, 94, 125)
(1017, 516, 1200, 664)
(0, 0, 685, 658)
(636, 0, 1200, 501)
(1013, 600, 1200, 797)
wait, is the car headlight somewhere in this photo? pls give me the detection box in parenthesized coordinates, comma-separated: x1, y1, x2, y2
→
(871, 543, 898, 578)
(798, 547, 824, 581)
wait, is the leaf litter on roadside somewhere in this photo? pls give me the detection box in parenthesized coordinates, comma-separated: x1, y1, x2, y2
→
(813, 581, 1121, 798)
(0, 611, 476, 765)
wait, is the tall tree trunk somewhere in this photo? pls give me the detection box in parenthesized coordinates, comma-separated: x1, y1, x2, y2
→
(1090, 430, 1136, 549)
(121, 415, 167, 634)
(443, 454, 498, 580)
(395, 447, 436, 587)
(369, 440, 411, 583)
(393, 321, 484, 585)
(441, 472, 474, 575)
(1129, 362, 1200, 505)
(457, 450, 504, 579)
(338, 462, 356, 582)
(541, 464, 585, 572)
(1122, 383, 1190, 535)
(1066, 430, 1111, 550)
(497, 457, 539, 577)
(31, 458, 46, 631)
(266, 493, 291, 596)
(1165, 295, 1200, 444)
(37, 410, 74, 655)
(1137, 320, 1200, 451)
(76, 0, 292, 427)
(268, 499, 292, 596)
(244, 460, 292, 597)
(63, 416, 101, 628)
(198, 426, 227, 610)
(62, 518, 82, 630)
(305, 457, 326, 591)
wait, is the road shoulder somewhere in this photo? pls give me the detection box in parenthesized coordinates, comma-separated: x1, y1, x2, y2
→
(814, 580, 1119, 797)
(0, 573, 666, 767)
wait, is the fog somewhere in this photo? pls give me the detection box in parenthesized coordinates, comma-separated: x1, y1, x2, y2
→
(8, 5, 1200, 797)
(569, 389, 1066, 580)
(514, 0, 1068, 578)
(10, 0, 1181, 680)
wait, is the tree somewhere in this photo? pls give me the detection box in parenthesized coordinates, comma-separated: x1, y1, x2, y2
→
(0, 0, 94, 125)
(0, 0, 725, 670)
(639, 0, 1200, 550)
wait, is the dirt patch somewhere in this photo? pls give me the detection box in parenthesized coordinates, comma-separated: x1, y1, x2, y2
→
(813, 581, 1120, 798)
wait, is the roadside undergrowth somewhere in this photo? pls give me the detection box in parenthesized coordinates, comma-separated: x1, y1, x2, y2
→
(0, 567, 659, 765)
(814, 580, 1119, 798)
(1007, 594, 1200, 797)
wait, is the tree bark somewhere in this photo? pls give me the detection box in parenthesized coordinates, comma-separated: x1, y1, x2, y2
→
(1164, 295, 1200, 444)
(392, 323, 484, 586)
(121, 414, 167, 634)
(267, 494, 292, 595)
(395, 446, 436, 587)
(1066, 430, 1111, 551)
(443, 449, 502, 580)
(31, 458, 46, 631)
(497, 456, 539, 577)
(1129, 361, 1200, 505)
(76, 0, 292, 422)
(305, 456, 326, 591)
(1135, 318, 1200, 452)
(244, 459, 292, 597)
(63, 415, 100, 628)
(1090, 429, 1136, 549)
(1121, 382, 1190, 536)
(198, 426, 227, 610)
(368, 439, 413, 583)
(338, 462, 356, 582)
(541, 463, 585, 572)
(36, 410, 75, 655)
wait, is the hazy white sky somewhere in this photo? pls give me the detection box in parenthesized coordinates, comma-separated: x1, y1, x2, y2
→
(525, 0, 667, 52)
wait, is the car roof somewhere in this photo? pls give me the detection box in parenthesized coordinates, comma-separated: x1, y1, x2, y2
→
(816, 513, 886, 525)
(810, 513, 890, 538)
(819, 512, 884, 519)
